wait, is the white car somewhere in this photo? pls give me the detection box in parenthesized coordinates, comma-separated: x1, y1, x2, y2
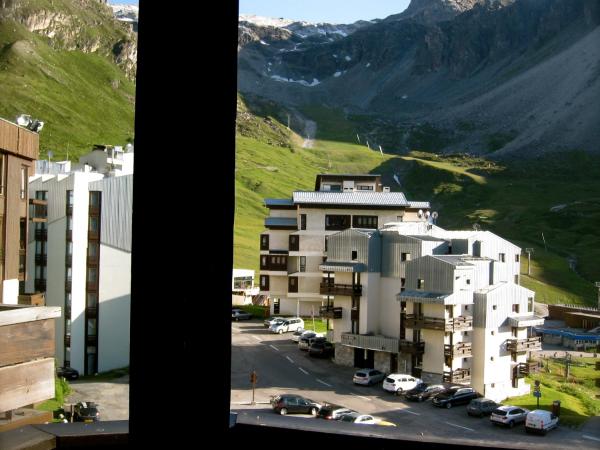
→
(525, 409, 559, 435)
(490, 405, 529, 428)
(338, 413, 396, 427)
(264, 317, 285, 328)
(382, 374, 422, 394)
(270, 318, 304, 334)
(291, 328, 305, 342)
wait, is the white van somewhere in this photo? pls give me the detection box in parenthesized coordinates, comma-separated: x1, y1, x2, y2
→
(271, 318, 305, 334)
(525, 409, 559, 435)
(382, 374, 422, 394)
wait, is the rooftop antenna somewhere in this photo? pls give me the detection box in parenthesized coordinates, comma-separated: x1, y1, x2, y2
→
(431, 211, 438, 225)
(473, 223, 481, 231)
(417, 209, 423, 219)
(525, 248, 534, 276)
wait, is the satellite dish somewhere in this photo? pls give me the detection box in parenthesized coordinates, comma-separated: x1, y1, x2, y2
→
(16, 114, 31, 127)
(33, 120, 44, 133)
(431, 212, 439, 220)
(417, 209, 423, 218)
(425, 211, 431, 218)
(473, 223, 481, 231)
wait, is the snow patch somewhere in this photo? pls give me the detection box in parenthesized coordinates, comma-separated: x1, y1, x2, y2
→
(333, 71, 342, 77)
(345, 56, 351, 61)
(259, 40, 269, 46)
(270, 75, 321, 87)
(333, 54, 338, 58)
(332, 30, 348, 37)
(401, 94, 408, 99)
(239, 14, 296, 28)
(365, 63, 371, 68)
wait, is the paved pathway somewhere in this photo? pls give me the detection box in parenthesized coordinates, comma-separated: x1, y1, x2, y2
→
(65, 375, 129, 421)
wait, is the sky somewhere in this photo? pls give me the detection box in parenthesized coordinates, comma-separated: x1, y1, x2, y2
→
(238, 0, 411, 24)
(108, 1, 138, 5)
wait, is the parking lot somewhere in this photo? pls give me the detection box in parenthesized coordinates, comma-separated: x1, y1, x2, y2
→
(231, 320, 600, 449)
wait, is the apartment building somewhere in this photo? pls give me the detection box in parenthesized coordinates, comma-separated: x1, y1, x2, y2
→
(325, 222, 544, 402)
(259, 174, 431, 317)
(26, 147, 133, 375)
(232, 268, 259, 305)
(0, 117, 39, 304)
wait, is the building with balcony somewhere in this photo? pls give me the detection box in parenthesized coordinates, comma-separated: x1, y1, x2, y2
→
(232, 268, 260, 305)
(321, 221, 543, 403)
(258, 174, 431, 317)
(25, 147, 132, 376)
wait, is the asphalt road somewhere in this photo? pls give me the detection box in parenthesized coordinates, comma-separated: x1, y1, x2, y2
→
(231, 320, 600, 449)
(66, 375, 129, 421)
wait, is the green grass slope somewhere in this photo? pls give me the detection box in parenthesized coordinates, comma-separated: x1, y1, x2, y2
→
(235, 101, 599, 306)
(0, 6, 135, 159)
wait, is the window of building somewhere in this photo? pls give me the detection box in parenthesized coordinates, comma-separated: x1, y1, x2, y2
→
(324, 236, 328, 251)
(66, 267, 72, 281)
(66, 190, 73, 207)
(356, 185, 373, 191)
(87, 293, 98, 309)
(88, 267, 97, 283)
(491, 383, 495, 388)
(515, 254, 520, 262)
(492, 305, 497, 310)
(299, 256, 306, 272)
(499, 253, 506, 262)
(89, 216, 99, 232)
(87, 318, 97, 337)
(89, 191, 100, 207)
(401, 253, 411, 262)
(528, 297, 533, 312)
(512, 327, 518, 337)
(67, 241, 73, 256)
(20, 166, 27, 199)
(490, 356, 494, 361)
(351, 250, 358, 260)
(35, 191, 47, 200)
(352, 215, 378, 229)
(260, 234, 269, 250)
(300, 214, 306, 230)
(417, 279, 424, 290)
(88, 241, 98, 258)
(67, 215, 73, 231)
(463, 331, 468, 336)
(491, 330, 495, 335)
(465, 305, 469, 311)
(65, 319, 71, 334)
(512, 304, 520, 313)
(325, 215, 350, 230)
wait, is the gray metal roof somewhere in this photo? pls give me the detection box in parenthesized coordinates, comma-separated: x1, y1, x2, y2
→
(430, 255, 489, 266)
(319, 261, 367, 272)
(397, 290, 451, 304)
(508, 316, 545, 328)
(406, 235, 445, 242)
(293, 191, 409, 206)
(264, 217, 297, 227)
(265, 198, 294, 207)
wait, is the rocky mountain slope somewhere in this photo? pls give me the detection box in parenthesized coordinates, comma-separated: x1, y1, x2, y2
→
(237, 0, 600, 158)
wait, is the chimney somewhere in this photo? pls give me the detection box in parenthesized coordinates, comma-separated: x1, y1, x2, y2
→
(383, 186, 390, 193)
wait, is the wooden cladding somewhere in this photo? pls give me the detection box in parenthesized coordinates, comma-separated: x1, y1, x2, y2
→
(444, 342, 473, 360)
(404, 314, 445, 331)
(443, 368, 471, 384)
(513, 361, 540, 379)
(0, 319, 54, 367)
(506, 336, 542, 353)
(0, 119, 39, 160)
(319, 282, 362, 296)
(320, 306, 342, 319)
(0, 358, 54, 413)
(399, 340, 425, 354)
(446, 316, 473, 332)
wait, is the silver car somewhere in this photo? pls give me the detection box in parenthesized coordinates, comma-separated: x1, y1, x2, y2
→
(264, 317, 285, 328)
(490, 405, 530, 427)
(353, 369, 386, 386)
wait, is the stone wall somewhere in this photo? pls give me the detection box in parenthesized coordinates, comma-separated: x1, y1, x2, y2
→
(374, 351, 391, 373)
(335, 345, 354, 367)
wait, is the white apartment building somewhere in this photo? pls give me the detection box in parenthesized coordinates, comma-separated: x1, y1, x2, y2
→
(259, 174, 544, 402)
(232, 268, 259, 305)
(259, 174, 431, 317)
(25, 146, 133, 375)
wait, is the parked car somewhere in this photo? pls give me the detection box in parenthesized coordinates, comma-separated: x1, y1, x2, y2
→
(404, 383, 446, 402)
(525, 409, 559, 435)
(72, 401, 100, 423)
(56, 366, 79, 381)
(270, 394, 321, 416)
(432, 387, 480, 408)
(232, 309, 252, 321)
(353, 369, 386, 386)
(466, 398, 500, 417)
(264, 317, 285, 328)
(317, 403, 356, 420)
(270, 317, 304, 334)
(382, 374, 422, 395)
(490, 405, 529, 427)
(291, 328, 305, 342)
(338, 412, 396, 427)
(308, 340, 334, 357)
(298, 332, 320, 350)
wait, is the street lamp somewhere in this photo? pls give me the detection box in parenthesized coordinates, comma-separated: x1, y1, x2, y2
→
(525, 248, 534, 276)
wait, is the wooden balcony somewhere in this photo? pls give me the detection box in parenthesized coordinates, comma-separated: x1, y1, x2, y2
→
(444, 342, 472, 359)
(0, 305, 61, 413)
(506, 337, 542, 353)
(446, 316, 473, 332)
(319, 306, 342, 319)
(443, 368, 471, 384)
(17, 293, 45, 306)
(513, 361, 540, 379)
(341, 333, 399, 353)
(29, 199, 47, 223)
(319, 282, 362, 296)
(404, 314, 445, 331)
(399, 340, 425, 355)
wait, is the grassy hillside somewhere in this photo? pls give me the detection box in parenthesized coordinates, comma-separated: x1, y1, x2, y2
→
(235, 101, 599, 306)
(0, 4, 135, 160)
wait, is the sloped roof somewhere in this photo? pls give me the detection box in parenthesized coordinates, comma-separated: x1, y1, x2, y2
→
(293, 191, 409, 206)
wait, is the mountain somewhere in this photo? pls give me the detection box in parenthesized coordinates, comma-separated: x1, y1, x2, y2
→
(237, 0, 600, 158)
(0, 0, 136, 159)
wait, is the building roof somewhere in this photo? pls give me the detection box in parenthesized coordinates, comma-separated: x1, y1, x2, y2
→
(293, 191, 410, 207)
(430, 255, 486, 266)
(264, 217, 297, 228)
(508, 315, 545, 328)
(407, 201, 430, 209)
(406, 235, 445, 242)
(319, 261, 367, 272)
(397, 290, 452, 304)
(265, 198, 295, 207)
(534, 327, 600, 341)
(566, 312, 600, 319)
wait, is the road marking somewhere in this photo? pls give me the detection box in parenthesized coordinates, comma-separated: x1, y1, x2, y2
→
(582, 435, 600, 442)
(316, 379, 332, 387)
(251, 336, 261, 342)
(444, 422, 475, 432)
(269, 345, 279, 351)
(399, 409, 420, 416)
(350, 393, 371, 401)
(299, 367, 309, 375)
(286, 356, 294, 364)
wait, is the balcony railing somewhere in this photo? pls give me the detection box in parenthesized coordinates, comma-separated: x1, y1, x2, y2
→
(513, 361, 540, 379)
(35, 254, 47, 265)
(404, 314, 445, 331)
(17, 292, 45, 306)
(319, 282, 362, 296)
(446, 316, 473, 332)
(506, 337, 542, 353)
(341, 333, 399, 353)
(35, 229, 48, 240)
(399, 340, 425, 354)
(444, 342, 472, 359)
(319, 306, 342, 319)
(29, 199, 48, 222)
(443, 368, 471, 384)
